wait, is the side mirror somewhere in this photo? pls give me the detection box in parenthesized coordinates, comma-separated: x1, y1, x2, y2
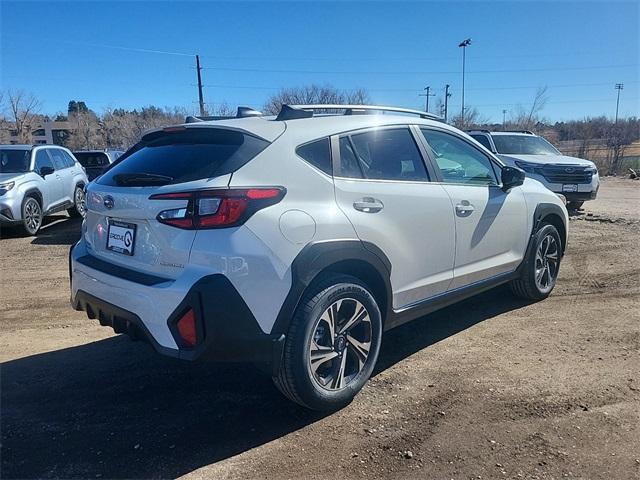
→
(40, 166, 55, 177)
(501, 166, 525, 191)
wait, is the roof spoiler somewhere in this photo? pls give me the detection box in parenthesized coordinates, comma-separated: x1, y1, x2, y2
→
(184, 106, 263, 124)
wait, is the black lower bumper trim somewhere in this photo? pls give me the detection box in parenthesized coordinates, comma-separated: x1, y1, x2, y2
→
(562, 191, 597, 202)
(72, 274, 285, 367)
(73, 290, 179, 358)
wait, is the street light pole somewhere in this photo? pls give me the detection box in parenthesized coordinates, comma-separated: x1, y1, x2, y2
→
(444, 84, 451, 122)
(458, 38, 472, 127)
(502, 109, 507, 129)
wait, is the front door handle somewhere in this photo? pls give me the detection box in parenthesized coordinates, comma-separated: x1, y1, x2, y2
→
(353, 197, 384, 213)
(455, 201, 475, 216)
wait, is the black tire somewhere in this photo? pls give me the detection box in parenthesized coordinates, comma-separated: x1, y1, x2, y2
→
(21, 196, 43, 236)
(510, 223, 562, 300)
(273, 273, 383, 411)
(68, 185, 86, 218)
(567, 201, 584, 211)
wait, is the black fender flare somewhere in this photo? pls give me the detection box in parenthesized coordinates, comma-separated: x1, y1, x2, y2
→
(22, 188, 44, 211)
(271, 239, 393, 336)
(532, 202, 567, 253)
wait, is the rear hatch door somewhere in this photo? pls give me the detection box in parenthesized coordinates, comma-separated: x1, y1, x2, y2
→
(83, 126, 270, 279)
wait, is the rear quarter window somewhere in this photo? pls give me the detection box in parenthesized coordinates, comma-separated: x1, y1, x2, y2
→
(296, 138, 332, 175)
(98, 128, 269, 186)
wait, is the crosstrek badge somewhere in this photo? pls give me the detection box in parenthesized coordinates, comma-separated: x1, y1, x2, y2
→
(106, 220, 136, 256)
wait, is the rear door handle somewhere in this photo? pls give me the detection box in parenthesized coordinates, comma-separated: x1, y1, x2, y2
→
(455, 202, 475, 216)
(353, 197, 384, 213)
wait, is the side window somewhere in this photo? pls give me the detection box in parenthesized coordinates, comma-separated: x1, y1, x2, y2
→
(338, 137, 364, 178)
(34, 150, 54, 173)
(296, 138, 332, 175)
(339, 128, 429, 181)
(421, 129, 499, 186)
(48, 149, 68, 170)
(61, 151, 77, 168)
(470, 134, 493, 151)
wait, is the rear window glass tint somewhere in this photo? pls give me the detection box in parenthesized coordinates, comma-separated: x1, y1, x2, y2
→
(296, 138, 332, 175)
(98, 129, 269, 186)
(75, 152, 110, 167)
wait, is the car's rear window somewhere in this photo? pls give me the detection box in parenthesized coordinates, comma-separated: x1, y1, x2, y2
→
(97, 128, 269, 186)
(75, 152, 110, 168)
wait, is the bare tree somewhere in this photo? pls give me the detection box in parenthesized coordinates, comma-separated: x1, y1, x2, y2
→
(0, 91, 10, 143)
(263, 84, 370, 115)
(67, 110, 104, 150)
(508, 86, 549, 131)
(607, 119, 639, 175)
(6, 90, 42, 143)
(451, 106, 490, 129)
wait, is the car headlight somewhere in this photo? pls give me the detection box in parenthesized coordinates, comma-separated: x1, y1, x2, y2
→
(0, 181, 15, 196)
(514, 161, 543, 175)
(586, 165, 598, 174)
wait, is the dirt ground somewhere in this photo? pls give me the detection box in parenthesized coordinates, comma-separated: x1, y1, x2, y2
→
(1, 178, 639, 480)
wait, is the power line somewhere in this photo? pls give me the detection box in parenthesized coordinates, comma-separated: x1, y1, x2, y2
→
(199, 63, 638, 75)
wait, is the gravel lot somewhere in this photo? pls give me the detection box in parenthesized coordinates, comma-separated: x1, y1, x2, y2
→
(1, 178, 639, 479)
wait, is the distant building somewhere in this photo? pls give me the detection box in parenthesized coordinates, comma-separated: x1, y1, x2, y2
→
(3, 120, 71, 145)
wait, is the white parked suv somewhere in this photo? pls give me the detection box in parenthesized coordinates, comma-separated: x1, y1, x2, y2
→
(468, 130, 599, 210)
(0, 145, 89, 235)
(70, 105, 568, 410)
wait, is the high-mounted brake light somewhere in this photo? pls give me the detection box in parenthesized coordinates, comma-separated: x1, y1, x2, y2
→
(149, 187, 285, 229)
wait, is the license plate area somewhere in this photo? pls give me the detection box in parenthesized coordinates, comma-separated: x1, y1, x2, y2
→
(562, 184, 578, 193)
(106, 220, 136, 256)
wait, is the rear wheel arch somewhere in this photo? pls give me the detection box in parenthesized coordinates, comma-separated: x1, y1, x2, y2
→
(272, 240, 392, 336)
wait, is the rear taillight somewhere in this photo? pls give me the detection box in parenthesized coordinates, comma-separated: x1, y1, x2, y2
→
(149, 187, 286, 229)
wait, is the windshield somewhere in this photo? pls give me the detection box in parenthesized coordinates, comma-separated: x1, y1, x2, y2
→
(492, 135, 560, 156)
(0, 150, 31, 173)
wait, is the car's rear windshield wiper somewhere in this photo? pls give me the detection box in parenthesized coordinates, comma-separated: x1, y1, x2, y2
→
(113, 173, 174, 186)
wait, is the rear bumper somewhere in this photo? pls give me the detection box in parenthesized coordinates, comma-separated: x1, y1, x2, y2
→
(70, 242, 285, 365)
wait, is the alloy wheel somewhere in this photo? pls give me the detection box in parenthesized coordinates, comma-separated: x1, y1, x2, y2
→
(535, 234, 559, 292)
(75, 187, 86, 217)
(308, 298, 372, 390)
(24, 199, 42, 234)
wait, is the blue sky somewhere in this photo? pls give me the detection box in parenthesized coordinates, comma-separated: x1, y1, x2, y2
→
(2, 1, 638, 122)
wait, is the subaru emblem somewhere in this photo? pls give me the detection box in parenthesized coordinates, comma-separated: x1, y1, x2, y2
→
(565, 167, 575, 173)
(103, 195, 115, 209)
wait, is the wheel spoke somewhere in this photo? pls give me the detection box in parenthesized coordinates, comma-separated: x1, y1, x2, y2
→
(338, 302, 369, 334)
(346, 334, 370, 370)
(310, 344, 339, 374)
(330, 353, 348, 390)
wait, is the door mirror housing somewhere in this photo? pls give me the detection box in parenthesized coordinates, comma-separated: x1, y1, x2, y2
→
(39, 166, 55, 177)
(501, 166, 525, 191)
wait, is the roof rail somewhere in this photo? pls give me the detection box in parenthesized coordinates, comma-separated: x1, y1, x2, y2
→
(504, 130, 534, 135)
(466, 129, 491, 133)
(184, 106, 263, 124)
(278, 104, 443, 121)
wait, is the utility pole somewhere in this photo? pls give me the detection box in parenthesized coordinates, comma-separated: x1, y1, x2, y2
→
(614, 83, 624, 123)
(419, 86, 436, 113)
(443, 84, 451, 123)
(195, 54, 206, 117)
(502, 109, 507, 129)
(458, 38, 472, 126)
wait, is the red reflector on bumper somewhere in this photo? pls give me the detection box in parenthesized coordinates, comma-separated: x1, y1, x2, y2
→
(176, 309, 197, 347)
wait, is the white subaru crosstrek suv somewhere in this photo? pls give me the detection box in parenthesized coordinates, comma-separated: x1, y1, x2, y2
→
(70, 105, 568, 410)
(0, 144, 88, 235)
(468, 130, 599, 210)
